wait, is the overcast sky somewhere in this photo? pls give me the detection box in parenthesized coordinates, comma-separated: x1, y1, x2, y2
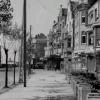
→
(11, 0, 68, 36)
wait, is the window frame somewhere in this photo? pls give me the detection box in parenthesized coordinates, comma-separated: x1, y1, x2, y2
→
(67, 38, 71, 48)
(81, 31, 87, 44)
(81, 11, 86, 24)
(95, 8, 98, 21)
(88, 31, 93, 45)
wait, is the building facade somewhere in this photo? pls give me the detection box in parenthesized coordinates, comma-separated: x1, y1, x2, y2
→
(33, 33, 47, 59)
(46, 0, 100, 79)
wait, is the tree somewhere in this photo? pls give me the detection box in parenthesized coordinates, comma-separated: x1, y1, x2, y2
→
(0, 0, 13, 88)
(2, 23, 22, 87)
(11, 24, 22, 85)
(26, 33, 33, 75)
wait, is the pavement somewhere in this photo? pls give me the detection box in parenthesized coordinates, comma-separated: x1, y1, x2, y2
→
(0, 70, 76, 100)
(0, 68, 19, 90)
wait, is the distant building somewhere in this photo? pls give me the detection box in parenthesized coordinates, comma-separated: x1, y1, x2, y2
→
(64, 0, 78, 72)
(32, 33, 47, 59)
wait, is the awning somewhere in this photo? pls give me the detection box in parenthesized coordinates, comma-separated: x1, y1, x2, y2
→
(92, 22, 100, 28)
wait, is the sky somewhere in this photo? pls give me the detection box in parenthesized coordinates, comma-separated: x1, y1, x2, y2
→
(11, 0, 68, 36)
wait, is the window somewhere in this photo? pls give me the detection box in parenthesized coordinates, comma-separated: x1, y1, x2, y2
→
(90, 11, 93, 20)
(58, 44, 61, 48)
(67, 51, 72, 55)
(67, 38, 71, 47)
(58, 33, 61, 37)
(96, 39, 100, 46)
(81, 11, 86, 23)
(95, 8, 98, 21)
(81, 31, 87, 44)
(75, 14, 78, 27)
(82, 36, 86, 43)
(88, 32, 93, 45)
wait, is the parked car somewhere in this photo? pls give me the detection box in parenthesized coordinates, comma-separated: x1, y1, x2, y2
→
(36, 62, 44, 69)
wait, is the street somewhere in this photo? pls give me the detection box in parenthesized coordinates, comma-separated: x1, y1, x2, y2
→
(0, 70, 76, 100)
(0, 68, 19, 89)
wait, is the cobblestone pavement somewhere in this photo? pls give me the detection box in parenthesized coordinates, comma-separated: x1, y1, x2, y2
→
(0, 70, 76, 100)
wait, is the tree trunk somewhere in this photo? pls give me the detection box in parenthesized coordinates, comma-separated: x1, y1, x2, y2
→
(28, 60, 31, 75)
(5, 49, 8, 88)
(13, 51, 16, 85)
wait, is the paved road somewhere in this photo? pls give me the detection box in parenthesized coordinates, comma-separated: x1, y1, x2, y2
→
(0, 68, 19, 89)
(0, 70, 76, 100)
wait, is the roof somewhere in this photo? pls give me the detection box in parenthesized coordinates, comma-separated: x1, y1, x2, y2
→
(70, 1, 79, 17)
(70, 1, 79, 11)
(88, 0, 98, 8)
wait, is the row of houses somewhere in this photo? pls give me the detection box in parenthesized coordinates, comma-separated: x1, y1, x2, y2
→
(45, 0, 100, 78)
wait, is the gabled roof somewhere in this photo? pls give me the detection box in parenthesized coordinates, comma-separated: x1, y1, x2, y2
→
(70, 1, 79, 17)
(70, 1, 79, 11)
(88, 0, 98, 8)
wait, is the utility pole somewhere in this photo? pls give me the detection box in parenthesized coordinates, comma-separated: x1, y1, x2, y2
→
(28, 25, 32, 75)
(23, 0, 27, 87)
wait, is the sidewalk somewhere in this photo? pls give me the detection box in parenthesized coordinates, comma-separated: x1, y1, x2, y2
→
(0, 70, 76, 100)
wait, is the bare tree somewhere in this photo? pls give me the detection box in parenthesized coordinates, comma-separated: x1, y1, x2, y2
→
(26, 33, 33, 75)
(2, 33, 14, 88)
(11, 24, 21, 84)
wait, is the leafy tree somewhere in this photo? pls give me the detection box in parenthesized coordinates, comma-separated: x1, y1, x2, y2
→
(0, 0, 13, 88)
(26, 34, 34, 74)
